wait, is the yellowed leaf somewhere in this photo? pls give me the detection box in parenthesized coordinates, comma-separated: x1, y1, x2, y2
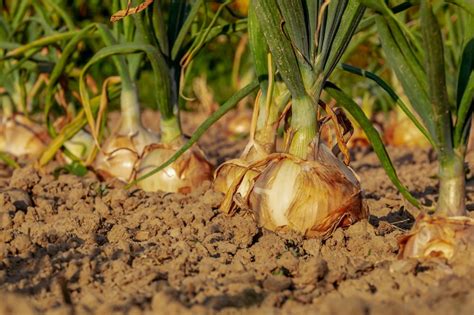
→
(110, 0, 154, 22)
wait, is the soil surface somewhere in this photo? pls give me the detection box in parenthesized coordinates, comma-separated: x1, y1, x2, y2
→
(1, 111, 474, 315)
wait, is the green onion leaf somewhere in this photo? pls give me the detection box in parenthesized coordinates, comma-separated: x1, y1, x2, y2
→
(253, 0, 306, 98)
(277, 0, 310, 64)
(420, 0, 453, 154)
(325, 83, 420, 207)
(375, 15, 435, 143)
(341, 63, 435, 147)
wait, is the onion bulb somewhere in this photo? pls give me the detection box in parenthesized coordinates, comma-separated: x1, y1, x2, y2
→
(250, 150, 364, 237)
(0, 114, 48, 158)
(384, 112, 430, 148)
(94, 125, 158, 182)
(216, 142, 366, 237)
(398, 214, 474, 260)
(136, 137, 212, 194)
(94, 89, 159, 182)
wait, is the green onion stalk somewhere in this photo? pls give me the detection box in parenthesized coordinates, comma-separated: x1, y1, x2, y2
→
(355, 0, 474, 259)
(246, 5, 290, 157)
(215, 0, 368, 237)
(78, 22, 160, 183)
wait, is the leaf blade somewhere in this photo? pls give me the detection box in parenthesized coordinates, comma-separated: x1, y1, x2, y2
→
(253, 0, 306, 98)
(325, 83, 420, 207)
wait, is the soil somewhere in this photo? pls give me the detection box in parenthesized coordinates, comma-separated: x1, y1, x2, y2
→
(1, 110, 474, 315)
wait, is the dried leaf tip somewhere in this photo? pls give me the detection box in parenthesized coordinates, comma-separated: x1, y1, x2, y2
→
(110, 0, 154, 22)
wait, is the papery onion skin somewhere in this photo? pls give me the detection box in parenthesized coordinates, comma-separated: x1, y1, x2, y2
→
(249, 156, 366, 238)
(214, 141, 267, 193)
(214, 159, 262, 214)
(213, 140, 269, 214)
(137, 141, 213, 194)
(94, 126, 158, 182)
(314, 143, 360, 186)
(214, 161, 247, 195)
(0, 115, 48, 158)
(398, 214, 474, 260)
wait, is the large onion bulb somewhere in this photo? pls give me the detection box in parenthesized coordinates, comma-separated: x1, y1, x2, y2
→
(216, 142, 366, 237)
(249, 151, 365, 237)
(398, 214, 474, 260)
(136, 137, 212, 194)
(0, 114, 48, 158)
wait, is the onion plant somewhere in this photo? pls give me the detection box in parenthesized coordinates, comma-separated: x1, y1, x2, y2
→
(0, 0, 77, 159)
(81, 23, 161, 183)
(79, 0, 251, 193)
(143, 0, 423, 237)
(0, 64, 49, 158)
(0, 1, 119, 170)
(213, 0, 375, 237)
(213, 2, 290, 209)
(346, 0, 474, 258)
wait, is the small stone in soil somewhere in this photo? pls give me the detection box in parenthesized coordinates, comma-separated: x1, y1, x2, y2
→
(6, 189, 33, 211)
(263, 275, 292, 292)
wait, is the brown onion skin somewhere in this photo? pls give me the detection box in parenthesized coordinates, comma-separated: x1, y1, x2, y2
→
(248, 157, 365, 238)
(0, 115, 48, 158)
(94, 125, 158, 182)
(398, 214, 474, 260)
(137, 140, 213, 194)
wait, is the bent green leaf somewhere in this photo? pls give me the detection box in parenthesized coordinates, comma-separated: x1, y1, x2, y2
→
(325, 83, 420, 207)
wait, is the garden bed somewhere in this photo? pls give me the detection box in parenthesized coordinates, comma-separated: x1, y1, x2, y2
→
(1, 118, 473, 315)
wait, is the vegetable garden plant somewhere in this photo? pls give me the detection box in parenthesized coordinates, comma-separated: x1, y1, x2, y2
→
(0, 0, 473, 262)
(358, 0, 474, 258)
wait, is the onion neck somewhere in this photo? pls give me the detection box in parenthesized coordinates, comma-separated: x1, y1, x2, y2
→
(436, 149, 466, 217)
(160, 114, 181, 144)
(119, 85, 143, 133)
(159, 67, 182, 145)
(2, 96, 14, 118)
(288, 94, 317, 159)
(14, 80, 26, 114)
(254, 90, 278, 153)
